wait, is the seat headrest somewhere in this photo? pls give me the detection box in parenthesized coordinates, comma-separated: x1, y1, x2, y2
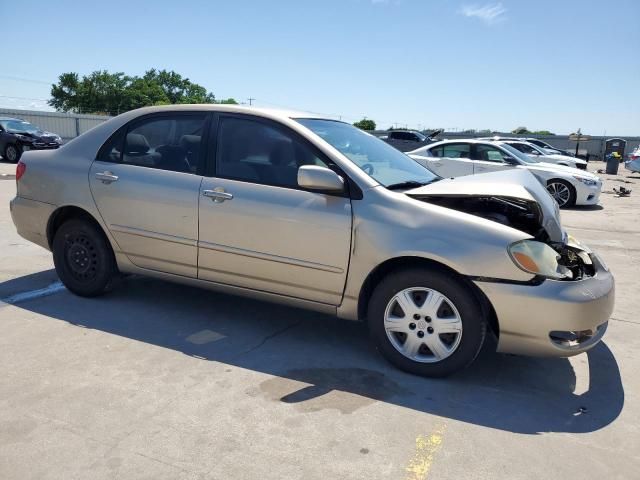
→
(180, 135, 201, 150)
(125, 133, 150, 154)
(269, 140, 295, 166)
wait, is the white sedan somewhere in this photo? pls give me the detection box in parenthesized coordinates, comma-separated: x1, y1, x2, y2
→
(502, 141, 587, 170)
(408, 139, 602, 208)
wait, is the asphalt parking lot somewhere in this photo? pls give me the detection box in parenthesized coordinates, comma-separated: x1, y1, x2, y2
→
(1, 159, 639, 480)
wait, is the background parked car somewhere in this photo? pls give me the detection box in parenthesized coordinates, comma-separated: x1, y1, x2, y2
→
(481, 136, 575, 157)
(502, 140, 587, 170)
(625, 145, 640, 173)
(408, 139, 602, 208)
(381, 129, 443, 152)
(0, 117, 63, 163)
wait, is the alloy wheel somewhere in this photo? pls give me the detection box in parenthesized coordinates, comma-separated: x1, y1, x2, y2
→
(547, 181, 571, 207)
(5, 145, 18, 162)
(383, 287, 463, 363)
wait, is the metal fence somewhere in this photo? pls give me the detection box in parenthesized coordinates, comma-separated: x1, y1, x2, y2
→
(0, 108, 111, 140)
(439, 133, 640, 161)
(374, 130, 640, 161)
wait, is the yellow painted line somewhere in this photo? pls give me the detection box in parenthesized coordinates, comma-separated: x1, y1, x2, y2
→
(406, 425, 446, 480)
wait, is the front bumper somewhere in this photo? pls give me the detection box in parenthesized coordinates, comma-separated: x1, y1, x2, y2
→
(22, 143, 61, 151)
(474, 254, 614, 357)
(575, 180, 602, 205)
(10, 196, 56, 251)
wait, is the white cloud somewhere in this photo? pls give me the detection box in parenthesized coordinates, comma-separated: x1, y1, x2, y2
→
(459, 2, 507, 24)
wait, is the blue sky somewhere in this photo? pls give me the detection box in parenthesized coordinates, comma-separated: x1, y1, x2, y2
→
(1, 0, 639, 135)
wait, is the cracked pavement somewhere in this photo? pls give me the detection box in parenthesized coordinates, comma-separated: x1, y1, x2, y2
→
(1, 160, 639, 479)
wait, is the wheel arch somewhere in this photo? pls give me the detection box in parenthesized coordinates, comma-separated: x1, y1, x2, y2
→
(356, 256, 499, 337)
(47, 205, 109, 249)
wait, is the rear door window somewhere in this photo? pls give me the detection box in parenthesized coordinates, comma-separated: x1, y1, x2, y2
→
(97, 114, 207, 174)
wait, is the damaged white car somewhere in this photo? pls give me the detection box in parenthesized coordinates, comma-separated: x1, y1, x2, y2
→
(10, 106, 614, 376)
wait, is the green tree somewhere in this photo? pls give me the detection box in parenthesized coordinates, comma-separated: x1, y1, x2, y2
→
(511, 126, 531, 134)
(532, 130, 555, 136)
(353, 118, 376, 130)
(49, 69, 236, 115)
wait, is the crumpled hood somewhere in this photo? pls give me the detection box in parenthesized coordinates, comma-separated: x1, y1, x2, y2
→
(405, 169, 565, 243)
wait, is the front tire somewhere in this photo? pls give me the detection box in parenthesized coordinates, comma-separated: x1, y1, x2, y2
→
(368, 268, 487, 377)
(52, 219, 116, 297)
(547, 179, 576, 208)
(4, 144, 21, 163)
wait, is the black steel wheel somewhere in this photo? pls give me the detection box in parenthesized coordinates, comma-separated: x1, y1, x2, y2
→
(52, 218, 116, 297)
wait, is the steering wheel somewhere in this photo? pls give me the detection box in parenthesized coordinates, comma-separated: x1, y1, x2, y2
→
(361, 163, 375, 175)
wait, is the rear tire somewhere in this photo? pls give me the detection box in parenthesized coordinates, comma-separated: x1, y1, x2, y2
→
(4, 144, 21, 163)
(368, 268, 487, 377)
(52, 219, 116, 297)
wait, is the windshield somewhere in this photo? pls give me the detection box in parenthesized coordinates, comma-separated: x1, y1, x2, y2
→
(296, 119, 438, 187)
(413, 131, 427, 142)
(500, 143, 539, 164)
(510, 142, 545, 156)
(0, 120, 41, 134)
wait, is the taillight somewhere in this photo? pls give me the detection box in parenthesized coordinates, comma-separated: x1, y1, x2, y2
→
(16, 161, 26, 181)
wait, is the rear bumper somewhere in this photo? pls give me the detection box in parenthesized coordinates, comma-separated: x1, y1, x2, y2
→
(9, 196, 56, 250)
(625, 160, 640, 173)
(474, 255, 614, 357)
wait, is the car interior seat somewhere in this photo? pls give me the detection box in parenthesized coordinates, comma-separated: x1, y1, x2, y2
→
(124, 133, 159, 167)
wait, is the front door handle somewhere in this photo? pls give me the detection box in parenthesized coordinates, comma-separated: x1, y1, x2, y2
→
(95, 171, 119, 184)
(203, 189, 233, 203)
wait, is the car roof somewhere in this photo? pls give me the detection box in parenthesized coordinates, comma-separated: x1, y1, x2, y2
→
(425, 138, 505, 147)
(116, 104, 334, 122)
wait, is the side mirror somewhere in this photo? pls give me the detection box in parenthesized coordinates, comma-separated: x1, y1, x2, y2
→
(297, 165, 345, 193)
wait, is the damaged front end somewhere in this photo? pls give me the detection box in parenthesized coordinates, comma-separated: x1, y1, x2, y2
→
(405, 170, 597, 282)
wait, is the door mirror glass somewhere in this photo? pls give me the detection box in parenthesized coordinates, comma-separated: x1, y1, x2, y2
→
(297, 165, 344, 192)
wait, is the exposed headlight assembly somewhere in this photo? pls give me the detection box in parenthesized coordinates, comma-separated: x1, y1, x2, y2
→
(573, 176, 598, 186)
(509, 240, 572, 280)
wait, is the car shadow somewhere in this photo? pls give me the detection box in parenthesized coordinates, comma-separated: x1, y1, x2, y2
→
(3, 270, 625, 435)
(563, 204, 604, 211)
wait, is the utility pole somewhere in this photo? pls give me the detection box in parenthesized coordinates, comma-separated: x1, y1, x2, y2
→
(247, 98, 255, 106)
(575, 128, 582, 157)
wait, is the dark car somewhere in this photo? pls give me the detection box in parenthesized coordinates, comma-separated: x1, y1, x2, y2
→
(381, 129, 444, 152)
(0, 117, 63, 163)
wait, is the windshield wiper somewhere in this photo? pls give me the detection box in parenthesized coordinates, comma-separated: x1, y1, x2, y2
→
(386, 180, 433, 190)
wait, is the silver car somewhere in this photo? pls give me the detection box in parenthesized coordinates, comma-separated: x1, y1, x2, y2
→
(10, 105, 615, 377)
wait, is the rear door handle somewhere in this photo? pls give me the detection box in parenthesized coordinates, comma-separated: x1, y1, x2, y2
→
(95, 171, 119, 184)
(203, 189, 233, 203)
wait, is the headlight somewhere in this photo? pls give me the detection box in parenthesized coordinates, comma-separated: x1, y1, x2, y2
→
(573, 176, 597, 186)
(16, 134, 33, 142)
(508, 240, 572, 279)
